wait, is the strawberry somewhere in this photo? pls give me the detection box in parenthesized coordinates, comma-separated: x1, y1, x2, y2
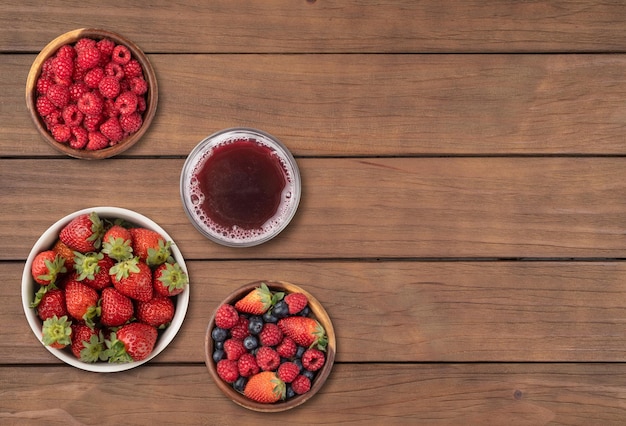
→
(153, 261, 188, 297)
(101, 224, 133, 261)
(291, 374, 311, 395)
(35, 288, 68, 321)
(52, 239, 76, 271)
(41, 315, 72, 349)
(243, 372, 286, 403)
(277, 361, 300, 384)
(234, 283, 282, 315)
(215, 304, 239, 329)
(284, 292, 308, 314)
(216, 359, 239, 383)
(70, 323, 106, 362)
(59, 212, 105, 253)
(302, 348, 325, 372)
(256, 346, 280, 371)
(135, 295, 175, 328)
(110, 257, 153, 302)
(277, 316, 328, 351)
(106, 322, 158, 362)
(259, 323, 283, 347)
(31, 250, 67, 285)
(64, 280, 100, 326)
(100, 287, 134, 327)
(129, 227, 172, 267)
(73, 251, 113, 291)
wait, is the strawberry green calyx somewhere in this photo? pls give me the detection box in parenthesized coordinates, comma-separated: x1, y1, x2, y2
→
(101, 236, 133, 261)
(146, 239, 172, 267)
(36, 254, 67, 285)
(31, 282, 57, 308)
(73, 251, 103, 281)
(104, 332, 133, 363)
(311, 320, 328, 352)
(158, 262, 188, 293)
(109, 257, 141, 281)
(80, 332, 108, 363)
(83, 304, 101, 329)
(42, 315, 72, 348)
(87, 212, 105, 250)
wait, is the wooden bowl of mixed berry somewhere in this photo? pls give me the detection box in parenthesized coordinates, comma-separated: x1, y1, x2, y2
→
(205, 281, 336, 412)
(21, 207, 190, 372)
(25, 28, 157, 159)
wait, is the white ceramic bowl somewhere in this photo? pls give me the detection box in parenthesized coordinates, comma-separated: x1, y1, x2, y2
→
(21, 206, 189, 372)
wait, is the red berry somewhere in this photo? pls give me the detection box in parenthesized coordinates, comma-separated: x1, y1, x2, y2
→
(302, 348, 325, 372)
(135, 295, 175, 328)
(229, 316, 250, 340)
(215, 304, 239, 329)
(75, 37, 97, 52)
(256, 346, 280, 371)
(36, 96, 57, 117)
(51, 123, 71, 143)
(83, 114, 103, 132)
(284, 293, 308, 314)
(276, 336, 297, 359)
(51, 55, 74, 81)
(86, 131, 109, 150)
(123, 59, 143, 78)
(115, 91, 138, 115)
(69, 126, 89, 149)
(216, 359, 240, 384)
(129, 77, 148, 96)
(100, 117, 124, 143)
(98, 76, 121, 99)
(84, 67, 105, 89)
(238, 353, 260, 378)
(223, 338, 247, 361)
(69, 82, 89, 102)
(97, 38, 115, 60)
(78, 92, 104, 116)
(259, 323, 283, 347)
(37, 289, 68, 321)
(56, 44, 76, 59)
(291, 374, 311, 395)
(119, 112, 143, 133)
(36, 77, 53, 95)
(62, 105, 83, 127)
(46, 84, 70, 108)
(112, 44, 132, 65)
(277, 361, 300, 384)
(76, 46, 101, 70)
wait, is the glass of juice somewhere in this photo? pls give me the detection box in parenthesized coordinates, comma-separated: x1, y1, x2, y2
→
(180, 128, 301, 247)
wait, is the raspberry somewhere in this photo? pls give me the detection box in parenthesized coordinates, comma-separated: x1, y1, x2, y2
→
(230, 316, 250, 340)
(302, 348, 325, 372)
(98, 76, 121, 99)
(115, 91, 138, 115)
(237, 353, 260, 378)
(123, 59, 143, 78)
(105, 62, 125, 80)
(136, 96, 147, 114)
(83, 114, 104, 132)
(97, 38, 115, 61)
(86, 131, 109, 150)
(119, 112, 143, 133)
(99, 117, 124, 144)
(276, 336, 297, 359)
(72, 63, 87, 83)
(50, 123, 71, 143)
(78, 92, 104, 116)
(129, 77, 148, 96)
(36, 77, 53, 95)
(216, 359, 239, 384)
(84, 67, 105, 89)
(285, 293, 308, 314)
(215, 304, 239, 329)
(291, 375, 311, 395)
(56, 44, 76, 59)
(74, 37, 97, 52)
(69, 126, 88, 149)
(36, 96, 57, 117)
(46, 84, 70, 108)
(259, 323, 283, 347)
(255, 346, 280, 371)
(111, 44, 132, 65)
(277, 361, 300, 384)
(103, 99, 119, 118)
(223, 338, 247, 361)
(43, 110, 62, 129)
(62, 105, 83, 127)
(76, 46, 101, 70)
(69, 82, 89, 102)
(51, 56, 74, 81)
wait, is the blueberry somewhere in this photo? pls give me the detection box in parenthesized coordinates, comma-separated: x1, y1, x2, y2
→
(211, 327, 228, 342)
(285, 385, 296, 399)
(302, 369, 316, 380)
(233, 376, 247, 393)
(273, 300, 289, 318)
(243, 335, 258, 350)
(299, 306, 311, 317)
(215, 341, 224, 350)
(292, 358, 303, 372)
(248, 316, 264, 334)
(295, 345, 306, 358)
(263, 310, 278, 323)
(212, 349, 225, 363)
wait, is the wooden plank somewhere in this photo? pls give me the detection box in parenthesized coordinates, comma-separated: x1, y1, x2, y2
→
(1, 363, 625, 423)
(5, 53, 626, 157)
(2, 1, 626, 53)
(6, 260, 626, 364)
(2, 157, 626, 260)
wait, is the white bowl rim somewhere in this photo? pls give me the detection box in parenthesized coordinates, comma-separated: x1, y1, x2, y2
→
(21, 206, 190, 373)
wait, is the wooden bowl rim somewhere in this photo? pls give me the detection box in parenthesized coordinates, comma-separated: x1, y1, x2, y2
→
(25, 28, 158, 160)
(204, 280, 336, 412)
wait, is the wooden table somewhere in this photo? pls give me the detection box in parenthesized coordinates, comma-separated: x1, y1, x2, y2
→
(2, 1, 626, 424)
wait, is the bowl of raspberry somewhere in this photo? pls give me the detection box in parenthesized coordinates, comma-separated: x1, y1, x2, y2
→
(25, 28, 158, 159)
(21, 206, 190, 372)
(205, 280, 336, 412)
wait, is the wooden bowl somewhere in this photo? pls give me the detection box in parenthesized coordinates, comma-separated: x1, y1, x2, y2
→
(25, 28, 158, 159)
(205, 281, 336, 412)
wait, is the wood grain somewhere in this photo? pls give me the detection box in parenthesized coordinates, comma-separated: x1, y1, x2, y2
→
(2, 1, 626, 53)
(1, 364, 625, 424)
(2, 157, 626, 261)
(6, 260, 626, 364)
(4, 54, 626, 157)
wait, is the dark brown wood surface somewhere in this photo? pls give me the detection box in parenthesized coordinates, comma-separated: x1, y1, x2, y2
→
(2, 1, 626, 423)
